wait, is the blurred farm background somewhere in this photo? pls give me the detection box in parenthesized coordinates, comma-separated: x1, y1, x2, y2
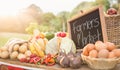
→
(0, 0, 119, 33)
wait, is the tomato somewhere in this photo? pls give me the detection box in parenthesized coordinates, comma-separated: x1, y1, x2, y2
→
(57, 32, 66, 38)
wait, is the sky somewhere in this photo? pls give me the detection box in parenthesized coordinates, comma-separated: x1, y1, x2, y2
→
(0, 0, 95, 15)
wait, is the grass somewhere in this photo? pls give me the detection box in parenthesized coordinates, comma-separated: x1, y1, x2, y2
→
(0, 32, 31, 47)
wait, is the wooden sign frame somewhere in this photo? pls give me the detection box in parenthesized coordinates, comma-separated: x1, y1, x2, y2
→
(67, 6, 108, 49)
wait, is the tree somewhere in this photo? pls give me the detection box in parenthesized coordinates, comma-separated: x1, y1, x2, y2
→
(25, 22, 39, 34)
(118, 0, 120, 13)
(17, 4, 43, 33)
(57, 11, 70, 32)
(20, 4, 43, 24)
(41, 12, 55, 26)
(71, 1, 94, 17)
(95, 0, 110, 11)
(118, 0, 120, 4)
(39, 11, 70, 32)
(49, 17, 63, 32)
(112, 3, 119, 10)
(38, 12, 57, 32)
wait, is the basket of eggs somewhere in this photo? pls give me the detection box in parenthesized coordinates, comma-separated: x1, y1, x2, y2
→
(81, 41, 120, 70)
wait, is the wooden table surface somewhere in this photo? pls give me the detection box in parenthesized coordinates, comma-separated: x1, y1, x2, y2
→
(0, 58, 120, 70)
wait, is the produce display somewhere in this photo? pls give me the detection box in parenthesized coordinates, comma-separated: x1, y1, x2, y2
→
(0, 30, 120, 70)
(0, 30, 78, 69)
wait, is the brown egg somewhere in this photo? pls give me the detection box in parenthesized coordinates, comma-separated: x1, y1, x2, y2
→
(95, 41, 106, 51)
(82, 46, 89, 56)
(98, 49, 109, 58)
(89, 50, 98, 58)
(105, 42, 116, 51)
(112, 49, 120, 57)
(108, 51, 116, 58)
(86, 43, 95, 52)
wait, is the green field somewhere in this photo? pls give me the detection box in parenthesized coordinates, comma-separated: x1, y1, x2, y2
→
(0, 32, 30, 47)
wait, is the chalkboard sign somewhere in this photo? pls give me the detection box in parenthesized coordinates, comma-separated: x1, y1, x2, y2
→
(68, 6, 108, 49)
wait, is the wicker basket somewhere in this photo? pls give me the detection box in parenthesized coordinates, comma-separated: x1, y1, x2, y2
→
(105, 15, 120, 47)
(81, 54, 120, 70)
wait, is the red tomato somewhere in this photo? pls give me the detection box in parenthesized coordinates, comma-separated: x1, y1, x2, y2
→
(57, 32, 66, 38)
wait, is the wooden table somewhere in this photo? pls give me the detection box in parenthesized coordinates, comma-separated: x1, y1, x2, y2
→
(0, 58, 120, 70)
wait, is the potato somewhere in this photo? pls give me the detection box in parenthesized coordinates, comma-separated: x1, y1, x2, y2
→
(25, 50, 32, 57)
(17, 53, 26, 60)
(22, 43, 28, 47)
(19, 45, 27, 53)
(0, 48, 2, 52)
(0, 52, 1, 58)
(0, 51, 9, 59)
(10, 51, 18, 59)
(13, 44, 20, 51)
(0, 47, 8, 51)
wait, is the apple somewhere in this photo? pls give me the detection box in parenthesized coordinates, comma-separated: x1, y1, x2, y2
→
(107, 8, 117, 15)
